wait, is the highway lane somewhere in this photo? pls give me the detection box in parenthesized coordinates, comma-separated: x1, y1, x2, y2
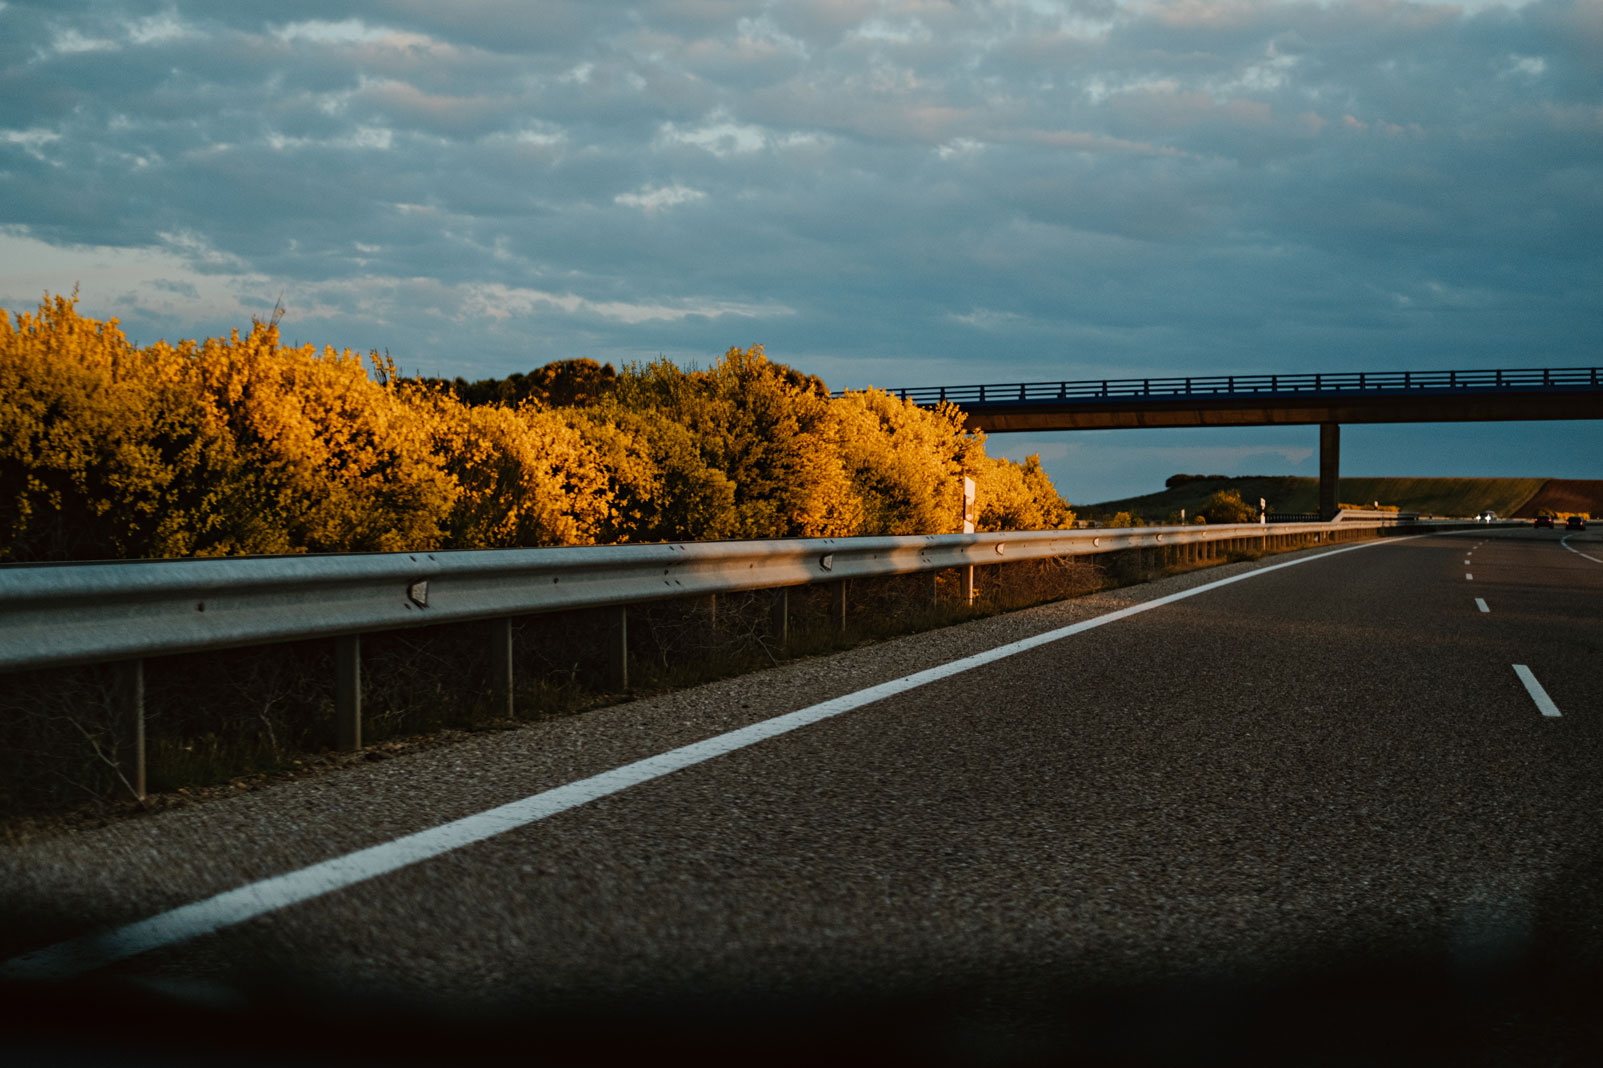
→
(4, 527, 1601, 1063)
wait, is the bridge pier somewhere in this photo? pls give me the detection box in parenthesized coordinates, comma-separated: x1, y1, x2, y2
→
(1319, 422, 1340, 521)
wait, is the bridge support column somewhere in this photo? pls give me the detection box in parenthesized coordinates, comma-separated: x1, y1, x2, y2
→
(1319, 423, 1341, 521)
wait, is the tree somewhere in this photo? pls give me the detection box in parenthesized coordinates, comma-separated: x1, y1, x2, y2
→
(181, 327, 454, 554)
(423, 391, 610, 547)
(1200, 489, 1256, 524)
(833, 389, 975, 534)
(3, 294, 1082, 558)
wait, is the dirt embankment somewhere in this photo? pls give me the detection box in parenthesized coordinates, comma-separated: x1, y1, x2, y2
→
(1512, 479, 1603, 518)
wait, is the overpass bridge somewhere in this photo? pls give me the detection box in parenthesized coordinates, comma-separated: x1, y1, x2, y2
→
(856, 367, 1603, 519)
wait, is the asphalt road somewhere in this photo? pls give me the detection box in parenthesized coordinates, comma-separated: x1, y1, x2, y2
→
(4, 526, 1601, 1065)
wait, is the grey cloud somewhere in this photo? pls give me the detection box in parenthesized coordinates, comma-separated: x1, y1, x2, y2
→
(2, 0, 1599, 454)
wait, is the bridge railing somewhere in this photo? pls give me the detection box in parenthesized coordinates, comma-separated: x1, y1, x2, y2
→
(4, 516, 1462, 800)
(855, 366, 1603, 407)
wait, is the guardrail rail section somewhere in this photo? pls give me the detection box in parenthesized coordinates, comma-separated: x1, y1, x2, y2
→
(2, 515, 1479, 799)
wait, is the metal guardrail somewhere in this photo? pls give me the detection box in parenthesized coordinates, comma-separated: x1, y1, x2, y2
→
(1, 519, 1397, 676)
(5, 516, 1462, 799)
(850, 367, 1603, 407)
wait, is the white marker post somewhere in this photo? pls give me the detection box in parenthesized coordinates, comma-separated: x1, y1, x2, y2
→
(961, 476, 977, 604)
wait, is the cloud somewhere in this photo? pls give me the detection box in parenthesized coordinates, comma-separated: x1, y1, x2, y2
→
(0, 0, 1598, 498)
(657, 111, 772, 155)
(614, 183, 708, 212)
(455, 280, 791, 325)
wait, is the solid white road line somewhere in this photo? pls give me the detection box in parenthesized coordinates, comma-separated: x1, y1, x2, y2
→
(1561, 535, 1601, 564)
(0, 535, 1420, 982)
(1475, 598, 1489, 613)
(1513, 665, 1562, 718)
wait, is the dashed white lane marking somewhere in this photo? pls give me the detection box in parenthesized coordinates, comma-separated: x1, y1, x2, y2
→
(1513, 665, 1562, 718)
(1466, 572, 1473, 580)
(1561, 535, 1601, 564)
(1475, 598, 1489, 613)
(0, 536, 1423, 982)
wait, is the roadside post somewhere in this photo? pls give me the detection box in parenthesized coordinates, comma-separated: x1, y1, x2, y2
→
(962, 476, 977, 605)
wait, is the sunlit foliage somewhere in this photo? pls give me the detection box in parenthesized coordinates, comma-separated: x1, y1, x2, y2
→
(1, 296, 1073, 560)
(1199, 489, 1257, 524)
(1, 293, 195, 560)
(834, 389, 975, 535)
(420, 389, 609, 548)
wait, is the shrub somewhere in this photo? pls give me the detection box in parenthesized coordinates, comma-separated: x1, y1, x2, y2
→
(1199, 489, 1256, 524)
(1, 296, 1079, 558)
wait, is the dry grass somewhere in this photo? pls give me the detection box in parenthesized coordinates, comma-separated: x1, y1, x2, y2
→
(1086, 475, 1548, 522)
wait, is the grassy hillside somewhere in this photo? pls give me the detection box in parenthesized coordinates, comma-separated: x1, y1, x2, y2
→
(1515, 480, 1603, 518)
(1082, 476, 1553, 521)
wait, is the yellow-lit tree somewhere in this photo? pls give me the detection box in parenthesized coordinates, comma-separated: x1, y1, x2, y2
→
(2, 295, 1078, 560)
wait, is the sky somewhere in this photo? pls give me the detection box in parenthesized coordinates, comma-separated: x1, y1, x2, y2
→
(2, 0, 1599, 504)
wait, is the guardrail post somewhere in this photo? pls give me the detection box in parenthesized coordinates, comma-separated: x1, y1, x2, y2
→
(335, 634, 361, 752)
(961, 565, 975, 606)
(769, 588, 789, 650)
(832, 580, 848, 632)
(112, 659, 146, 801)
(606, 606, 628, 690)
(489, 617, 513, 718)
(706, 593, 718, 633)
(928, 568, 940, 611)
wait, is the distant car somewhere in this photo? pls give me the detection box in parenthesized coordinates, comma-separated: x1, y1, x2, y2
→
(1534, 515, 1554, 529)
(1478, 510, 1496, 523)
(1566, 515, 1586, 531)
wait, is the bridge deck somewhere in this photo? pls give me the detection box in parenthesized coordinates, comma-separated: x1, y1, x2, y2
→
(845, 367, 1603, 432)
